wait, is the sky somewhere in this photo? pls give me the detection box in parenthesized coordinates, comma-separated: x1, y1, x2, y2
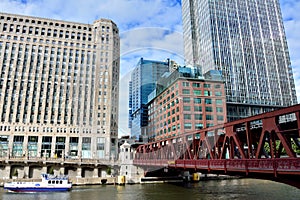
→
(0, 0, 299, 136)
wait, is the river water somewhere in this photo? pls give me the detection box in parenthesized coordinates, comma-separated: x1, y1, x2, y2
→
(1, 178, 299, 200)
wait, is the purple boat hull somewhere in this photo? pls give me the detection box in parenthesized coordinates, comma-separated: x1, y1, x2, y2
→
(4, 187, 71, 192)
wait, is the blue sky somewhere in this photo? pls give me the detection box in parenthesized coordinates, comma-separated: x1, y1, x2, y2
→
(0, 0, 299, 136)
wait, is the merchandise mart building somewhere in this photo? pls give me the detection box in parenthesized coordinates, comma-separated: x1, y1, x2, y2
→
(0, 13, 120, 160)
(182, 0, 298, 121)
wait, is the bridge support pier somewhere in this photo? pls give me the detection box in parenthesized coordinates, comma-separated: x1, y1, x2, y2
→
(93, 167, 98, 178)
(42, 166, 47, 174)
(183, 171, 190, 182)
(23, 165, 29, 178)
(1, 165, 11, 179)
(60, 167, 65, 175)
(76, 167, 82, 178)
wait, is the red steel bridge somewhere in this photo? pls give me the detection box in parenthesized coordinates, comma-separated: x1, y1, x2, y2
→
(133, 104, 300, 188)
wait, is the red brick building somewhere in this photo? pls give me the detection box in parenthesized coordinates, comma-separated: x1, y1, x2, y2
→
(147, 70, 226, 141)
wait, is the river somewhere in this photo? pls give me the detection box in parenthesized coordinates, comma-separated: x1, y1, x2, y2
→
(1, 178, 299, 200)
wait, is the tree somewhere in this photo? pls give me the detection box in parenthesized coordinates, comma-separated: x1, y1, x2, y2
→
(48, 166, 54, 175)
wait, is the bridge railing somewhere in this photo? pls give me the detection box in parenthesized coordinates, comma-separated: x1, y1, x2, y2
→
(134, 158, 300, 176)
(0, 156, 118, 166)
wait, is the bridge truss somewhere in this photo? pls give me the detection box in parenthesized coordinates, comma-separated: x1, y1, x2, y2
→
(134, 104, 300, 188)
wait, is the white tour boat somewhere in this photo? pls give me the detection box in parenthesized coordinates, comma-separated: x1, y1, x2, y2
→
(4, 173, 72, 192)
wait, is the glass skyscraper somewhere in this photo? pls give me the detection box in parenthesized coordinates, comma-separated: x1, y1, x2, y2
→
(182, 0, 298, 121)
(128, 58, 170, 140)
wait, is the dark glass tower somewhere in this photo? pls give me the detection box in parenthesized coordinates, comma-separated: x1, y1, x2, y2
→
(128, 58, 170, 140)
(182, 0, 297, 121)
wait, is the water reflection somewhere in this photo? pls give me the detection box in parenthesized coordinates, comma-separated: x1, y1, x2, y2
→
(1, 179, 299, 200)
(2, 192, 71, 200)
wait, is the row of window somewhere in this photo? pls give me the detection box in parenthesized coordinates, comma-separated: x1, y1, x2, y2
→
(1, 23, 95, 42)
(1, 34, 98, 48)
(182, 82, 221, 89)
(156, 120, 218, 136)
(0, 15, 92, 31)
(0, 40, 100, 126)
(0, 125, 94, 134)
(0, 135, 106, 145)
(0, 14, 118, 34)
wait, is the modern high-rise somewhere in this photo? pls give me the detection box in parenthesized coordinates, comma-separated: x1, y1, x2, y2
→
(0, 13, 120, 160)
(182, 0, 298, 121)
(128, 58, 171, 140)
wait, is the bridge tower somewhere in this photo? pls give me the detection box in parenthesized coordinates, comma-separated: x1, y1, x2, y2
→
(119, 141, 144, 183)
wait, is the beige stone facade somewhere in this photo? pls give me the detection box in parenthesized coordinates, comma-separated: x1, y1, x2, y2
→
(0, 12, 120, 161)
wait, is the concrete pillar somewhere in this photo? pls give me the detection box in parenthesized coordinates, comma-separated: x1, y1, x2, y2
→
(37, 136, 43, 158)
(8, 135, 13, 158)
(106, 137, 110, 160)
(42, 166, 47, 174)
(76, 167, 82, 178)
(91, 137, 96, 159)
(23, 135, 28, 158)
(65, 136, 70, 158)
(78, 137, 82, 159)
(2, 165, 11, 179)
(93, 168, 99, 178)
(60, 167, 65, 175)
(51, 136, 56, 158)
(23, 165, 29, 178)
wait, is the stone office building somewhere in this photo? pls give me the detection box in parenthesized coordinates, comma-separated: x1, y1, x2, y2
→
(0, 12, 120, 164)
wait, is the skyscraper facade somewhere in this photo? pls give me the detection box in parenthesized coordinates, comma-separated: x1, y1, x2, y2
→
(0, 13, 120, 160)
(182, 0, 298, 121)
(128, 58, 170, 140)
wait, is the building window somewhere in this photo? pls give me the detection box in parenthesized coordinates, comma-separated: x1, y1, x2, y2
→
(217, 116, 224, 121)
(194, 114, 202, 120)
(184, 123, 192, 129)
(182, 89, 190, 95)
(183, 97, 190, 103)
(194, 106, 202, 112)
(172, 125, 176, 131)
(205, 107, 213, 112)
(195, 123, 203, 129)
(206, 115, 213, 120)
(204, 83, 210, 88)
(216, 99, 223, 105)
(204, 90, 211, 96)
(205, 98, 212, 104)
(192, 83, 201, 88)
(207, 123, 214, 128)
(194, 98, 201, 104)
(216, 107, 223, 113)
(215, 91, 222, 96)
(182, 82, 189, 87)
(193, 90, 201, 95)
(183, 106, 191, 111)
(184, 114, 191, 120)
